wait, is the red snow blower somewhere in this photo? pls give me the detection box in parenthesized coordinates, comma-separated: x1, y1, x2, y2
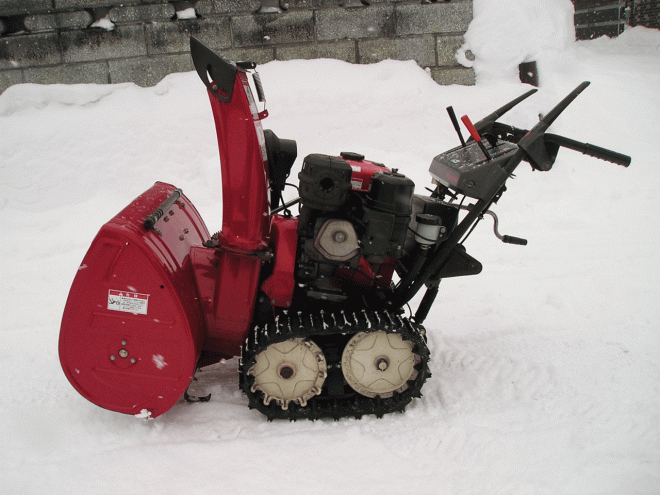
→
(59, 37, 630, 421)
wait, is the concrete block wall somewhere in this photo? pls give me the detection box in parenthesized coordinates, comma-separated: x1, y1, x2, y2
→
(629, 0, 660, 30)
(0, 0, 475, 94)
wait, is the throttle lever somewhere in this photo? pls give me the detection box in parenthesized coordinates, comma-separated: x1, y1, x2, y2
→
(461, 115, 491, 161)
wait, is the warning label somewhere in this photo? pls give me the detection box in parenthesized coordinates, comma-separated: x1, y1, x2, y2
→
(107, 290, 149, 315)
(351, 179, 363, 190)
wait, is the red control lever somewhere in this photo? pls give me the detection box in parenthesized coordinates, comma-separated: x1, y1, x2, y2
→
(461, 115, 491, 161)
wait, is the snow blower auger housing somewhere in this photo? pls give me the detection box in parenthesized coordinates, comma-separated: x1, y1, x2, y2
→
(59, 37, 631, 421)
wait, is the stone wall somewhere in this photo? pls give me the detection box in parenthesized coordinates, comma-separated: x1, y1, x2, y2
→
(0, 0, 475, 94)
(571, 0, 660, 40)
(629, 0, 660, 30)
(572, 0, 627, 39)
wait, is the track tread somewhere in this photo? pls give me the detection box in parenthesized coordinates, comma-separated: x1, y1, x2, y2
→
(239, 309, 431, 421)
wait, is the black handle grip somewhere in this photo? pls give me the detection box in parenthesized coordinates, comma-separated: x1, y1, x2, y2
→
(545, 134, 631, 167)
(502, 235, 528, 245)
(144, 188, 182, 230)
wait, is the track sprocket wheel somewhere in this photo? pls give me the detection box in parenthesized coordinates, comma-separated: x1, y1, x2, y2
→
(247, 338, 327, 410)
(240, 310, 430, 420)
(341, 331, 421, 398)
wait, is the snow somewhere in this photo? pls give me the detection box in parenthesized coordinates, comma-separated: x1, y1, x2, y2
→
(460, 0, 576, 84)
(176, 7, 197, 20)
(90, 17, 115, 31)
(1, 0, 659, 492)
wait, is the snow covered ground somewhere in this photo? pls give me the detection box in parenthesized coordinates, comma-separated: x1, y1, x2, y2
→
(1, 1, 659, 493)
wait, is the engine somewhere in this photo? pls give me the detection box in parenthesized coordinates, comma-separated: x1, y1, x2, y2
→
(294, 151, 416, 305)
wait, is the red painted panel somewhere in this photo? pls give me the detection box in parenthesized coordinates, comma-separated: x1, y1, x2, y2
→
(345, 158, 390, 192)
(260, 215, 298, 308)
(191, 245, 263, 357)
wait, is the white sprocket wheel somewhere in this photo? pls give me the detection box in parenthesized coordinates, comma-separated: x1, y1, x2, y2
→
(341, 331, 420, 399)
(248, 338, 327, 410)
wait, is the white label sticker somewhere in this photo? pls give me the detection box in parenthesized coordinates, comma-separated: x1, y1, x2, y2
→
(108, 290, 149, 315)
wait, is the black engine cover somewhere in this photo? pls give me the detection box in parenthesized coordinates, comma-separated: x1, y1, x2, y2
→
(298, 154, 353, 211)
(361, 171, 415, 262)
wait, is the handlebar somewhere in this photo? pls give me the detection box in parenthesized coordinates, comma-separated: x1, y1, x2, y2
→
(545, 134, 631, 167)
(473, 88, 538, 134)
(542, 81, 591, 128)
(492, 82, 631, 171)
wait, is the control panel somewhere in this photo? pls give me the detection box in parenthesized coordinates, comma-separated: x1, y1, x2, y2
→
(429, 141, 518, 200)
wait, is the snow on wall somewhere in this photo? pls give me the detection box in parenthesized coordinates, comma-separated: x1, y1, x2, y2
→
(460, 0, 576, 84)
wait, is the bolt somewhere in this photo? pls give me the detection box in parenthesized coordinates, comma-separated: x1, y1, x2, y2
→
(376, 357, 389, 371)
(130, 358, 136, 364)
(110, 355, 116, 361)
(121, 340, 127, 346)
(118, 349, 129, 359)
(333, 230, 347, 243)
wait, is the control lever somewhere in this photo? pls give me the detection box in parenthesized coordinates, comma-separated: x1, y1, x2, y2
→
(446, 106, 466, 147)
(461, 205, 528, 246)
(461, 115, 491, 161)
(487, 210, 527, 245)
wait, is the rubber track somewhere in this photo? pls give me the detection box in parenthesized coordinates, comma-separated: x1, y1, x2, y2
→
(239, 309, 431, 421)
